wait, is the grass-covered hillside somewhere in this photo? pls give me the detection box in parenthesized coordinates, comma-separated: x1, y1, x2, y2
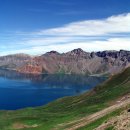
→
(0, 67, 130, 130)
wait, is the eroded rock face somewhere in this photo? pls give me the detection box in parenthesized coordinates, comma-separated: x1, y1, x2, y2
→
(18, 64, 42, 74)
(0, 49, 130, 75)
(0, 53, 32, 69)
(96, 50, 130, 61)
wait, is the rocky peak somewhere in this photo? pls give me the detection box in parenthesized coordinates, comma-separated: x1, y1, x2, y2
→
(44, 51, 60, 56)
(71, 48, 84, 54)
(96, 50, 130, 62)
(96, 51, 119, 58)
(119, 50, 130, 56)
(67, 48, 89, 57)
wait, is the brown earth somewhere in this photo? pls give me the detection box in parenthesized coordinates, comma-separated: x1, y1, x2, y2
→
(13, 122, 38, 129)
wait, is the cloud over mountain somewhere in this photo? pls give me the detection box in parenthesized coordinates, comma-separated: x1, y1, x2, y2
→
(0, 13, 130, 56)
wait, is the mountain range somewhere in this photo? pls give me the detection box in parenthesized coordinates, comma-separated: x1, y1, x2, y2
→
(0, 48, 130, 75)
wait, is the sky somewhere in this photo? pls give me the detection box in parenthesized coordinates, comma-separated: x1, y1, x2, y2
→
(0, 0, 130, 56)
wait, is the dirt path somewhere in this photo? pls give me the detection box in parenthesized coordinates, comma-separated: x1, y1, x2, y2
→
(95, 110, 130, 130)
(63, 98, 130, 130)
(12, 122, 38, 129)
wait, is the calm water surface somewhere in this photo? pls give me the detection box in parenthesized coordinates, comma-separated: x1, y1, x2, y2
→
(0, 69, 106, 110)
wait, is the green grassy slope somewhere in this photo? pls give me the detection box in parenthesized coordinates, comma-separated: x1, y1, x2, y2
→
(0, 67, 130, 130)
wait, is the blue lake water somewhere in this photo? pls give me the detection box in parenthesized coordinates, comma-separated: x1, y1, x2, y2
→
(0, 69, 106, 110)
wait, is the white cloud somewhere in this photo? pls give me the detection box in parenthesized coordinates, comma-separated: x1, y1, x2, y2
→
(1, 12, 130, 56)
(38, 13, 130, 36)
(1, 37, 130, 56)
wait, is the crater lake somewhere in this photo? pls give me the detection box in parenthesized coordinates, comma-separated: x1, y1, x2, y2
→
(0, 69, 106, 110)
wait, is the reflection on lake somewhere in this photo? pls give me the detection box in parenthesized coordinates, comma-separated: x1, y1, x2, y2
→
(0, 69, 107, 110)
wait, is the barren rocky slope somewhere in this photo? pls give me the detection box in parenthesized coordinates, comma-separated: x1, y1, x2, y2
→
(0, 48, 130, 75)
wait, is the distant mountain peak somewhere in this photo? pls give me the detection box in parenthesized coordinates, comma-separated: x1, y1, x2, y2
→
(45, 51, 60, 55)
(71, 48, 84, 53)
(66, 48, 89, 57)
